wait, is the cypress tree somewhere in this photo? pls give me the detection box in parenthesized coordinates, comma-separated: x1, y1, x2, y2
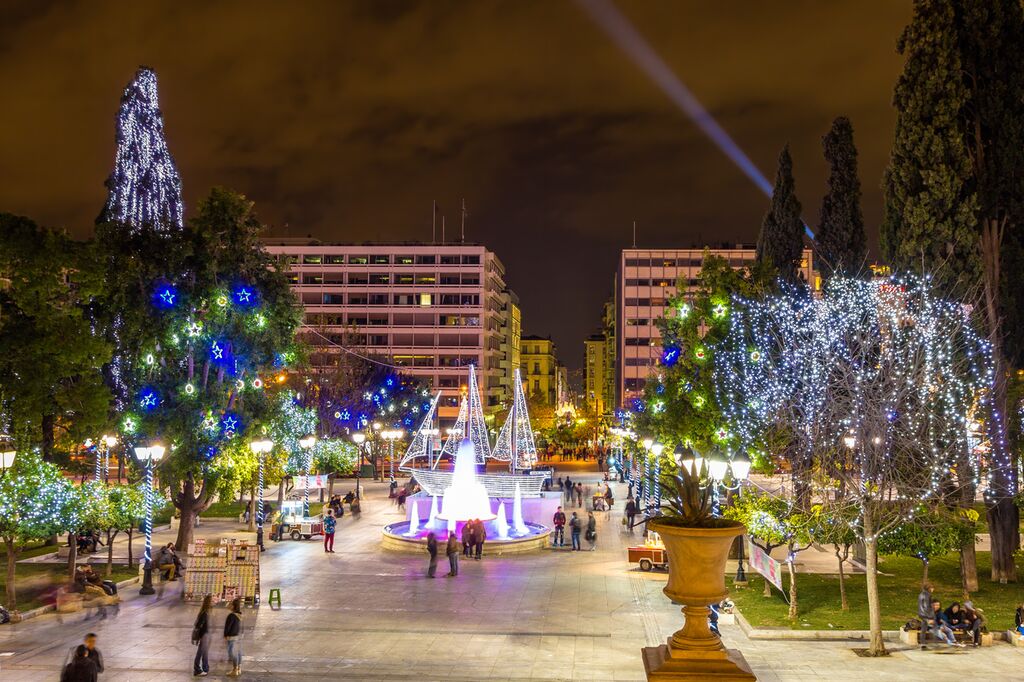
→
(816, 117, 866, 278)
(756, 146, 805, 283)
(883, 0, 1024, 582)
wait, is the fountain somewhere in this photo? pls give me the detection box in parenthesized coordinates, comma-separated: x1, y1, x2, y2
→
(426, 495, 439, 529)
(496, 502, 510, 539)
(436, 439, 497, 522)
(512, 481, 528, 536)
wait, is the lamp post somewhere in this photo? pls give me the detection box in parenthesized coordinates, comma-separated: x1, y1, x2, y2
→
(250, 439, 274, 551)
(299, 435, 316, 518)
(372, 422, 383, 480)
(352, 432, 366, 499)
(0, 450, 16, 476)
(730, 451, 752, 584)
(133, 443, 166, 596)
(103, 435, 117, 484)
(382, 429, 403, 479)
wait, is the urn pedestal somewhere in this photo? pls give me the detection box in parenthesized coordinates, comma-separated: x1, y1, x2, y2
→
(642, 520, 756, 681)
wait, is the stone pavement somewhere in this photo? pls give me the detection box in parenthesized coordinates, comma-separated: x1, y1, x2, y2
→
(1, 476, 1021, 681)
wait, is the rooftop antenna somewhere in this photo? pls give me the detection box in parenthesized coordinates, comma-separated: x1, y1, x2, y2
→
(632, 220, 637, 248)
(432, 200, 437, 244)
(442, 216, 446, 245)
(461, 198, 467, 243)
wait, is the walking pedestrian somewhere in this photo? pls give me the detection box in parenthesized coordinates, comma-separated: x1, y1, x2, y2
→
(625, 498, 637, 532)
(557, 477, 564, 492)
(61, 645, 98, 682)
(223, 598, 243, 677)
(552, 506, 566, 547)
(576, 482, 584, 508)
(191, 595, 213, 676)
(461, 520, 473, 556)
(586, 511, 597, 551)
(323, 509, 336, 553)
(570, 512, 582, 551)
(397, 488, 407, 511)
(474, 519, 487, 560)
(446, 531, 460, 576)
(426, 532, 439, 577)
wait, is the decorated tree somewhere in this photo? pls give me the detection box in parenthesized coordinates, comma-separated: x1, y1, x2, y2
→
(877, 506, 977, 587)
(634, 252, 772, 464)
(0, 454, 78, 610)
(98, 66, 184, 232)
(756, 146, 806, 284)
(0, 214, 111, 460)
(815, 116, 866, 278)
(98, 188, 302, 550)
(882, 0, 1024, 582)
(807, 503, 859, 611)
(81, 482, 147, 576)
(717, 275, 992, 655)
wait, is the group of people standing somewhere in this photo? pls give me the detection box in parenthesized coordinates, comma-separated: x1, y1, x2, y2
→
(425, 519, 488, 577)
(551, 506, 597, 551)
(191, 595, 245, 676)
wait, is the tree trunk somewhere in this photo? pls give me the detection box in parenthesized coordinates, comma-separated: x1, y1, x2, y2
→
(127, 528, 134, 567)
(247, 485, 256, 532)
(328, 474, 335, 499)
(980, 219, 1019, 583)
(66, 532, 78, 581)
(5, 538, 17, 611)
(863, 514, 886, 656)
(173, 472, 214, 551)
(786, 557, 798, 620)
(277, 476, 286, 511)
(959, 543, 978, 597)
(40, 413, 55, 462)
(835, 547, 848, 611)
(106, 530, 116, 577)
(921, 559, 929, 586)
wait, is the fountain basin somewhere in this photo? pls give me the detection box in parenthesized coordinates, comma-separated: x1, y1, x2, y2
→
(381, 520, 551, 555)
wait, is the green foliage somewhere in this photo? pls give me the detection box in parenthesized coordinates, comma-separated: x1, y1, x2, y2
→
(0, 214, 111, 456)
(877, 506, 976, 562)
(756, 146, 806, 284)
(635, 252, 773, 457)
(807, 503, 859, 550)
(311, 439, 357, 476)
(724, 492, 808, 552)
(0, 454, 78, 545)
(816, 117, 866, 279)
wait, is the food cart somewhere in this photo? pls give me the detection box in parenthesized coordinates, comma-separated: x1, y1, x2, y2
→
(271, 500, 325, 541)
(627, 530, 668, 571)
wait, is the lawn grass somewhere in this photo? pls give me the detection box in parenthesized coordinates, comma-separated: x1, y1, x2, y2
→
(0, 540, 61, 560)
(729, 551, 1021, 631)
(1, 564, 137, 613)
(201, 499, 248, 518)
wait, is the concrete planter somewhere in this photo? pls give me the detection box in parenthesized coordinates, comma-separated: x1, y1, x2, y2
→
(642, 519, 756, 681)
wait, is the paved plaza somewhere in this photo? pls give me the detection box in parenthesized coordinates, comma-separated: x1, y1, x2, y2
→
(2, 477, 1022, 681)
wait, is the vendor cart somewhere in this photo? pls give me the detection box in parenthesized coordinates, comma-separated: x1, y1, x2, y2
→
(271, 500, 325, 541)
(627, 531, 668, 571)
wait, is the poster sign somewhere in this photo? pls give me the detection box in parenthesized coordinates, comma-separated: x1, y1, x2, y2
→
(747, 540, 784, 592)
(295, 475, 327, 489)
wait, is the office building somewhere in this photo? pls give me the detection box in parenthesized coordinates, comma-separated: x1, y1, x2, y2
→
(262, 239, 517, 419)
(616, 246, 816, 407)
(521, 335, 560, 406)
(584, 334, 607, 415)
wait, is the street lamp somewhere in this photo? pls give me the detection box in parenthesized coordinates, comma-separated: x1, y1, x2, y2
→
(250, 439, 274, 551)
(730, 451, 752, 584)
(103, 435, 117, 484)
(351, 432, 366, 499)
(133, 443, 166, 595)
(299, 435, 316, 517)
(0, 450, 16, 475)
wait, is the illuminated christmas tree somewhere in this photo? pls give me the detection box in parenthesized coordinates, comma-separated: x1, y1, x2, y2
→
(98, 66, 184, 232)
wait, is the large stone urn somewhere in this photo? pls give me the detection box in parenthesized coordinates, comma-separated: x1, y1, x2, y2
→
(642, 519, 756, 681)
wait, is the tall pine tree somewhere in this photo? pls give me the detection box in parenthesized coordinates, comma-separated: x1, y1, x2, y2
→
(816, 117, 866, 278)
(883, 0, 1024, 582)
(756, 146, 806, 283)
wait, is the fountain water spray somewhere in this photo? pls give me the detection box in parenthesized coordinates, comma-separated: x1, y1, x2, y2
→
(496, 502, 510, 539)
(427, 495, 439, 529)
(512, 481, 528, 536)
(405, 500, 420, 537)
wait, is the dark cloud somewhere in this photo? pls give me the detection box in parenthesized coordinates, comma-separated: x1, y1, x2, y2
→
(0, 0, 911, 369)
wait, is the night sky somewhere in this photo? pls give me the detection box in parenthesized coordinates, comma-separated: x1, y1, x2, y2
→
(0, 1, 911, 369)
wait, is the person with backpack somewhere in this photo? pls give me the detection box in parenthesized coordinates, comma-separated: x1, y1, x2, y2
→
(223, 598, 243, 677)
(61, 645, 98, 682)
(192, 595, 213, 676)
(570, 512, 582, 551)
(585, 511, 597, 551)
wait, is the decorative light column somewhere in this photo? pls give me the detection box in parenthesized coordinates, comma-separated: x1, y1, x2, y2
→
(641, 438, 653, 511)
(102, 435, 117, 484)
(250, 439, 274, 551)
(134, 443, 166, 596)
(352, 432, 366, 498)
(299, 435, 316, 517)
(383, 429, 403, 479)
(651, 442, 665, 509)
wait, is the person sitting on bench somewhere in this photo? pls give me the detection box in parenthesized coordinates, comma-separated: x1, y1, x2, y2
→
(961, 601, 985, 646)
(154, 543, 179, 581)
(933, 600, 964, 647)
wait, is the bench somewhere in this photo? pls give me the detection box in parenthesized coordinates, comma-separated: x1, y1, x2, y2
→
(1006, 630, 1024, 647)
(901, 621, 992, 647)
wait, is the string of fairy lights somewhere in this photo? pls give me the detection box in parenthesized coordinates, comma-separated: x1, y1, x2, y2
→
(713, 274, 993, 536)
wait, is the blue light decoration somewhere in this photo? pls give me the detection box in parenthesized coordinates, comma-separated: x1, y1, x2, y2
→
(385, 376, 396, 388)
(210, 341, 225, 360)
(203, 446, 217, 461)
(340, 409, 351, 421)
(152, 284, 178, 310)
(661, 345, 681, 367)
(221, 413, 242, 439)
(139, 389, 160, 410)
(631, 398, 645, 412)
(233, 285, 258, 307)
(357, 413, 369, 428)
(403, 417, 413, 427)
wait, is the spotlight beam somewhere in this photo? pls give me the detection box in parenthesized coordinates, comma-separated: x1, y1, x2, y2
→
(576, 0, 815, 239)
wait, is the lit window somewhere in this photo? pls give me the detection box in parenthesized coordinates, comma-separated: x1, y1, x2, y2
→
(419, 293, 432, 306)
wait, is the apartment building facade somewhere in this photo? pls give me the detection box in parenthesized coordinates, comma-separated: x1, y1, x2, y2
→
(616, 246, 816, 408)
(262, 239, 518, 418)
(521, 335, 560, 406)
(584, 334, 607, 415)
